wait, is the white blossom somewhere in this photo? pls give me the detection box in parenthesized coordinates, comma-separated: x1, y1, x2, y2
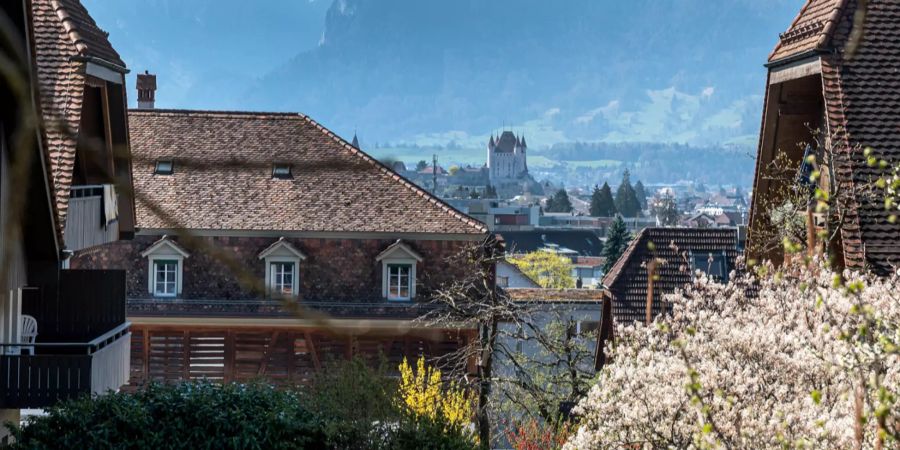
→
(566, 263, 900, 449)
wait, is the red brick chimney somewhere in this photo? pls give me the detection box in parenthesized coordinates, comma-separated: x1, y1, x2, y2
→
(136, 70, 156, 109)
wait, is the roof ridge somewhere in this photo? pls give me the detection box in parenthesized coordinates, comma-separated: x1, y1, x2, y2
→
(300, 115, 489, 234)
(128, 108, 303, 118)
(50, 0, 87, 54)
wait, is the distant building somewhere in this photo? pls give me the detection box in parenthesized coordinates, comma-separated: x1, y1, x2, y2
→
(487, 131, 528, 184)
(602, 228, 739, 324)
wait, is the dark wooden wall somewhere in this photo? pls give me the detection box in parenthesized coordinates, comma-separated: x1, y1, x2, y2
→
(129, 325, 474, 386)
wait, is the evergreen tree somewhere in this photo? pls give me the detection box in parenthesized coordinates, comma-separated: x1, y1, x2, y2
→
(634, 180, 648, 211)
(590, 183, 617, 217)
(615, 170, 642, 218)
(546, 189, 573, 213)
(602, 216, 632, 273)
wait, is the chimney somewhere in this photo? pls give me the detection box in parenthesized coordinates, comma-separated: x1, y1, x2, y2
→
(136, 70, 156, 109)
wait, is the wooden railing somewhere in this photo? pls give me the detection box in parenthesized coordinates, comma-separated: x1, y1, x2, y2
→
(0, 323, 131, 408)
(64, 185, 119, 252)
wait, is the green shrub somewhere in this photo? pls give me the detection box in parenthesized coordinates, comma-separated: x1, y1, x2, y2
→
(6, 382, 327, 450)
(6, 360, 480, 449)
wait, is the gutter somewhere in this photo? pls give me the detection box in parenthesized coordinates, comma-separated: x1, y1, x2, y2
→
(764, 49, 826, 69)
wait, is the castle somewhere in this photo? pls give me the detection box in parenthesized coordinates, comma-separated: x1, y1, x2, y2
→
(487, 131, 528, 184)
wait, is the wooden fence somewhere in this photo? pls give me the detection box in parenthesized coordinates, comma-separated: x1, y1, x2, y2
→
(129, 325, 473, 386)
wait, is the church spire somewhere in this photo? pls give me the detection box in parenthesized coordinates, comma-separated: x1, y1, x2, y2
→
(351, 132, 360, 149)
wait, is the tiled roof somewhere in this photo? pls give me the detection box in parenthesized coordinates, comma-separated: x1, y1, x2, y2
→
(769, 0, 846, 63)
(31, 0, 124, 227)
(602, 228, 739, 324)
(505, 288, 605, 303)
(818, 0, 900, 273)
(128, 109, 487, 234)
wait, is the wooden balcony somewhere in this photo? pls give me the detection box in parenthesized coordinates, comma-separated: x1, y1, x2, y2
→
(0, 323, 130, 408)
(0, 270, 130, 408)
(64, 185, 119, 252)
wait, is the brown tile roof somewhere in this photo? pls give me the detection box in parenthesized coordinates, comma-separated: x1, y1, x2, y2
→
(818, 0, 900, 273)
(128, 109, 487, 234)
(505, 288, 605, 303)
(31, 0, 125, 227)
(769, 0, 846, 63)
(602, 228, 738, 324)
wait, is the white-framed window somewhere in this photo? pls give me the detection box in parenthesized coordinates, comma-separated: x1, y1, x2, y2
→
(377, 240, 423, 302)
(258, 238, 306, 298)
(386, 263, 412, 300)
(152, 259, 179, 297)
(140, 236, 190, 299)
(265, 258, 299, 297)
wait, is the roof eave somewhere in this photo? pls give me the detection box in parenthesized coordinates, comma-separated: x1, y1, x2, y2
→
(765, 48, 827, 69)
(71, 54, 128, 74)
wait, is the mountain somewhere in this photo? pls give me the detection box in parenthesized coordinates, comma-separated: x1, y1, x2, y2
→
(249, 0, 799, 147)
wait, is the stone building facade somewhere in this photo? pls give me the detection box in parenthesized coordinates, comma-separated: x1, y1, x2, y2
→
(487, 130, 528, 184)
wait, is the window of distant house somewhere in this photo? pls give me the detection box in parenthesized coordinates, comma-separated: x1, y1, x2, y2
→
(155, 160, 174, 175)
(690, 251, 729, 283)
(497, 276, 510, 288)
(272, 164, 292, 179)
(141, 236, 189, 298)
(153, 259, 178, 297)
(268, 261, 297, 296)
(387, 264, 412, 300)
(258, 238, 306, 299)
(377, 240, 422, 302)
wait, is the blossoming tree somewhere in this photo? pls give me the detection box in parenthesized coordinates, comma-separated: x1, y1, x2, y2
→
(566, 264, 900, 449)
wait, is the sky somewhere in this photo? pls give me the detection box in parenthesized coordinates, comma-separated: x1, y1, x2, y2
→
(83, 0, 331, 110)
(82, 0, 801, 150)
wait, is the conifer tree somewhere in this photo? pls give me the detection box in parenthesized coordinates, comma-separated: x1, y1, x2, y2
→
(546, 189, 573, 213)
(602, 216, 631, 273)
(615, 170, 642, 218)
(590, 183, 617, 217)
(634, 180, 648, 211)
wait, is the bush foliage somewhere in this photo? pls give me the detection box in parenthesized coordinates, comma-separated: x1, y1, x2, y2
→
(7, 358, 480, 450)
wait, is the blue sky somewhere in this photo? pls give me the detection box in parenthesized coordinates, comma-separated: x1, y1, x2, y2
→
(83, 0, 801, 148)
(84, 0, 331, 109)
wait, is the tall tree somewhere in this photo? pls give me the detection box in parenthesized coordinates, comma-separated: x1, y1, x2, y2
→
(615, 170, 642, 218)
(602, 216, 631, 273)
(590, 183, 617, 217)
(546, 189, 573, 213)
(634, 180, 648, 211)
(415, 160, 428, 172)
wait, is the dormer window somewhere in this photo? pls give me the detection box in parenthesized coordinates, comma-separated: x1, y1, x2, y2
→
(140, 235, 190, 298)
(258, 238, 306, 298)
(689, 250, 729, 283)
(376, 240, 423, 301)
(272, 164, 292, 179)
(155, 159, 174, 175)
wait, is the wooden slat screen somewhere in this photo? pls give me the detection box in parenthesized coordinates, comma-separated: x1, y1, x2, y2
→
(129, 325, 472, 387)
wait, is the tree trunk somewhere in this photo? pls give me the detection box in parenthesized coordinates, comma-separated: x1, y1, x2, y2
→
(476, 317, 498, 446)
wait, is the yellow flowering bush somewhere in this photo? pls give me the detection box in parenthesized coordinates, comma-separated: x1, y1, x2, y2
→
(398, 357, 473, 430)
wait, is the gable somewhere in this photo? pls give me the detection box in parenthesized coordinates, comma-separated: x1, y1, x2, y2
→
(376, 240, 424, 262)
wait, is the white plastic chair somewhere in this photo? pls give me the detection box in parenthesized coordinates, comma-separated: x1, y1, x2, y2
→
(20, 314, 37, 355)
